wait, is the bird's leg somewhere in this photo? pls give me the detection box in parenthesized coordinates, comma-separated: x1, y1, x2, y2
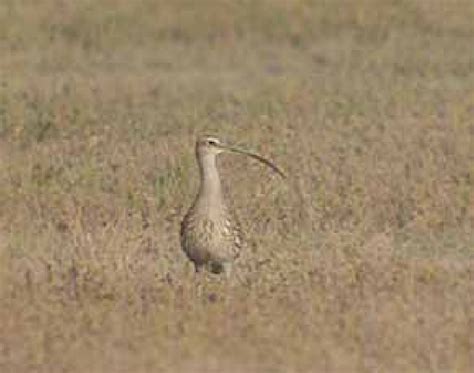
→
(222, 262, 246, 286)
(193, 264, 205, 297)
(194, 263, 203, 275)
(222, 262, 232, 279)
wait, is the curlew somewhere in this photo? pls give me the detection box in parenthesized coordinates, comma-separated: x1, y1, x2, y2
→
(180, 135, 285, 277)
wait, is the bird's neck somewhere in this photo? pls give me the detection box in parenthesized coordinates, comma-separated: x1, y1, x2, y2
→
(197, 153, 224, 207)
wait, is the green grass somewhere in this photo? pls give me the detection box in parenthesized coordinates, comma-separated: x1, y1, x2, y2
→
(1, 1, 473, 372)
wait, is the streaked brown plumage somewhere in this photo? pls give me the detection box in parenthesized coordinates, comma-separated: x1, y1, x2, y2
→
(180, 135, 285, 277)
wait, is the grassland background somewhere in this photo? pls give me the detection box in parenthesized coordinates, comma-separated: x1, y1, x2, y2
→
(0, 0, 473, 372)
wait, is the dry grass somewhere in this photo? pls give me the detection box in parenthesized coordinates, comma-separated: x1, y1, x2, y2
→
(1, 1, 473, 372)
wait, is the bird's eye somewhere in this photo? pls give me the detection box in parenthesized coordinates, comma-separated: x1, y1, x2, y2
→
(207, 140, 217, 146)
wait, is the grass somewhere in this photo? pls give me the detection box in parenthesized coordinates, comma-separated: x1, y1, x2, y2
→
(0, 0, 473, 372)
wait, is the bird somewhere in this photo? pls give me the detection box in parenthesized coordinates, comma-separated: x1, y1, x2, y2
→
(180, 135, 285, 277)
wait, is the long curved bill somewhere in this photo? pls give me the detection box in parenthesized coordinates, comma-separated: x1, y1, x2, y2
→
(220, 143, 286, 178)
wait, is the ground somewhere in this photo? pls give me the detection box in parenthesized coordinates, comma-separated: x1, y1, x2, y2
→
(0, 1, 473, 372)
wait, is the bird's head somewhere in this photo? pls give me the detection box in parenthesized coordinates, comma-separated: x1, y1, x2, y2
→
(196, 135, 226, 156)
(195, 135, 285, 178)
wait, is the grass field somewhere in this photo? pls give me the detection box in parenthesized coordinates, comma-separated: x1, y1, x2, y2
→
(1, 1, 473, 372)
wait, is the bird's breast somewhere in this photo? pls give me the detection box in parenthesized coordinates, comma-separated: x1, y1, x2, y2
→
(181, 206, 241, 263)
